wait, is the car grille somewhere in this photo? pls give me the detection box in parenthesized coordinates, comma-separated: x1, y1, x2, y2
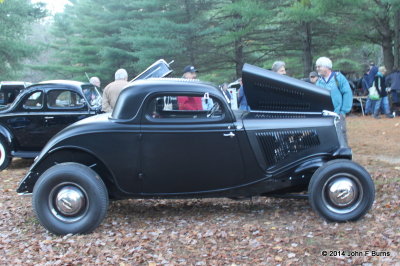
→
(256, 130, 320, 167)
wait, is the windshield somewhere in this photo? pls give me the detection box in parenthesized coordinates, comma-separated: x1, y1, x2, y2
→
(81, 85, 102, 107)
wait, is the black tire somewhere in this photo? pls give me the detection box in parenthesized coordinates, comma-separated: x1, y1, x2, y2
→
(308, 159, 375, 222)
(0, 137, 11, 170)
(32, 163, 109, 235)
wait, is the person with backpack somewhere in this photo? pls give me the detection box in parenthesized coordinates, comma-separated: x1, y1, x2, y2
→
(315, 57, 353, 144)
(315, 57, 353, 115)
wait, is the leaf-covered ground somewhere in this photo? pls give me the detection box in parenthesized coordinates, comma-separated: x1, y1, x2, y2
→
(0, 116, 399, 265)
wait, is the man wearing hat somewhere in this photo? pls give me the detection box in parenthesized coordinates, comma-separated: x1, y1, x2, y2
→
(182, 65, 198, 79)
(315, 57, 352, 145)
(178, 65, 202, 110)
(308, 71, 318, 84)
(315, 57, 352, 115)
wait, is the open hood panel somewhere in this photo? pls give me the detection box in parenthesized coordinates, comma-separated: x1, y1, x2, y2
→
(131, 59, 173, 82)
(242, 64, 333, 112)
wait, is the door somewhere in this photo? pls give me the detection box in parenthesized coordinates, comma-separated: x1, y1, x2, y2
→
(140, 93, 244, 194)
(9, 90, 49, 150)
(45, 88, 92, 137)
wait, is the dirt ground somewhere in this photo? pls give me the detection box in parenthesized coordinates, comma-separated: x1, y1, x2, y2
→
(0, 115, 399, 265)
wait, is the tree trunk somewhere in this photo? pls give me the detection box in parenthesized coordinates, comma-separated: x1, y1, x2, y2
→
(232, 0, 244, 78)
(234, 39, 244, 78)
(382, 37, 394, 72)
(375, 3, 394, 72)
(394, 9, 400, 70)
(184, 0, 196, 66)
(301, 21, 313, 77)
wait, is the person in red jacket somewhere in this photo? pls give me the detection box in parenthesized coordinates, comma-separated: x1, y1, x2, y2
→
(178, 65, 202, 110)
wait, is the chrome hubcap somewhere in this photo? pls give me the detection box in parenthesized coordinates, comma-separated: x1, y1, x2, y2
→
(55, 186, 86, 216)
(322, 174, 363, 214)
(327, 177, 358, 207)
(49, 182, 89, 223)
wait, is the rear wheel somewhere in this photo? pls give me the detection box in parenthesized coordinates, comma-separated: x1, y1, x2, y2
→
(32, 163, 109, 235)
(308, 159, 375, 222)
(0, 137, 11, 170)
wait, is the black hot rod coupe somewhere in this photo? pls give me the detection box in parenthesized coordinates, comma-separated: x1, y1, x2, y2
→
(17, 64, 375, 235)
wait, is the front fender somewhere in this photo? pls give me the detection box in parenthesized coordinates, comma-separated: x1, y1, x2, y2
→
(17, 145, 116, 194)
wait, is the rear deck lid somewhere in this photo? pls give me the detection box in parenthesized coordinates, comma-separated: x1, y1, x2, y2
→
(242, 64, 333, 112)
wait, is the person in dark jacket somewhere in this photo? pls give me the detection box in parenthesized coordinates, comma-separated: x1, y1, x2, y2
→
(385, 68, 400, 109)
(372, 66, 394, 119)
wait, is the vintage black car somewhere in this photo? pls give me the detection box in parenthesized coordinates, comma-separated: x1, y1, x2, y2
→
(0, 81, 31, 107)
(17, 64, 375, 235)
(0, 80, 102, 170)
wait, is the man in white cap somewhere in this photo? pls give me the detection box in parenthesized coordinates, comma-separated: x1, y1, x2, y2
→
(315, 57, 352, 115)
(315, 57, 353, 144)
(102, 69, 128, 113)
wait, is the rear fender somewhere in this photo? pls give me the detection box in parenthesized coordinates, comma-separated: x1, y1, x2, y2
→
(0, 124, 13, 145)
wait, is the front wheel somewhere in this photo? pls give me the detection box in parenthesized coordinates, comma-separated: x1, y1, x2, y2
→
(32, 163, 109, 235)
(308, 159, 375, 222)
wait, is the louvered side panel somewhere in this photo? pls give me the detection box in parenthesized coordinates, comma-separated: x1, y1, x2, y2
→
(256, 130, 320, 167)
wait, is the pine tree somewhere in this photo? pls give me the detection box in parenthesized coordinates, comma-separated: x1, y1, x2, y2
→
(0, 0, 45, 79)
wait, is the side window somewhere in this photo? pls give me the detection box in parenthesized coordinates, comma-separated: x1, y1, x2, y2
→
(23, 91, 43, 109)
(148, 93, 224, 120)
(47, 90, 84, 109)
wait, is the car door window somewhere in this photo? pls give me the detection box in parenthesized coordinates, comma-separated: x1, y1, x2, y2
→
(47, 90, 85, 109)
(147, 94, 224, 120)
(23, 91, 43, 109)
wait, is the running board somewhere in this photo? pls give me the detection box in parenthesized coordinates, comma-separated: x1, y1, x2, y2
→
(11, 151, 39, 158)
(268, 194, 308, 199)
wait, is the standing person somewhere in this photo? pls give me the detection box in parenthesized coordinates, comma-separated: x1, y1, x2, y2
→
(315, 57, 353, 115)
(86, 76, 102, 105)
(271, 61, 286, 75)
(182, 65, 198, 79)
(386, 68, 400, 114)
(372, 66, 394, 119)
(101, 69, 129, 113)
(362, 63, 378, 115)
(221, 82, 232, 101)
(237, 78, 250, 111)
(307, 71, 319, 84)
(89, 76, 101, 89)
(178, 65, 202, 110)
(315, 57, 353, 144)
